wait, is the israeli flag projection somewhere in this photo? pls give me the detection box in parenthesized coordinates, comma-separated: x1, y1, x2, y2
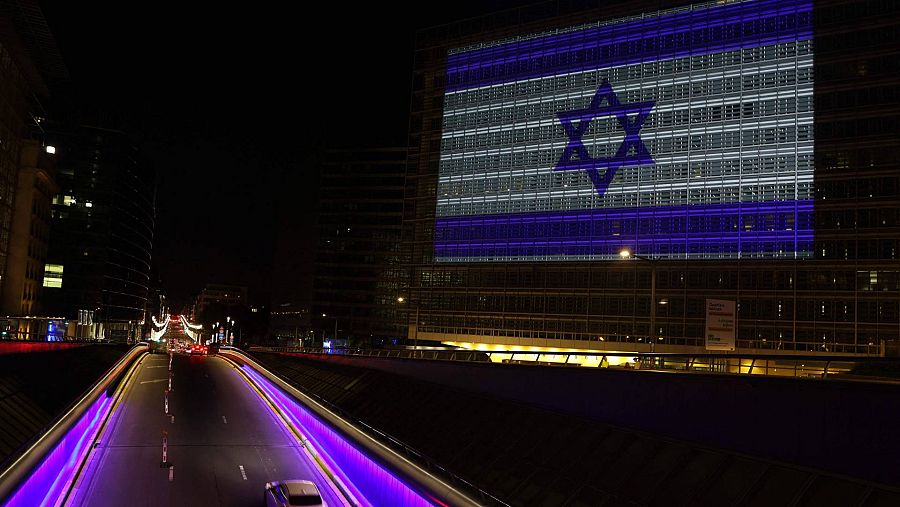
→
(435, 0, 814, 262)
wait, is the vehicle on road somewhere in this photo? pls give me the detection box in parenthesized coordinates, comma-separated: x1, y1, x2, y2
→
(189, 344, 208, 355)
(207, 343, 220, 355)
(264, 480, 324, 507)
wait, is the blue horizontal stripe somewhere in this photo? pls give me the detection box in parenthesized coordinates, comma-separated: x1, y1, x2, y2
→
(434, 199, 813, 258)
(446, 0, 812, 92)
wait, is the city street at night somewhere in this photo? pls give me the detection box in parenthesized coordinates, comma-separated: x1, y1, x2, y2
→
(68, 351, 344, 507)
(2, 0, 900, 505)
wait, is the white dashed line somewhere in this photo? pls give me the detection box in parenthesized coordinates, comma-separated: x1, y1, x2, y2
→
(239, 465, 247, 480)
(139, 379, 167, 384)
(222, 416, 228, 424)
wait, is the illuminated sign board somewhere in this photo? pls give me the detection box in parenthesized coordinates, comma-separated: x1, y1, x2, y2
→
(705, 299, 737, 351)
(435, 0, 813, 262)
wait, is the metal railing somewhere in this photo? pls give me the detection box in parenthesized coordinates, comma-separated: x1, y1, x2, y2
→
(0, 344, 147, 504)
(254, 346, 493, 362)
(0, 332, 98, 342)
(223, 349, 507, 506)
(416, 325, 886, 355)
(249, 346, 900, 382)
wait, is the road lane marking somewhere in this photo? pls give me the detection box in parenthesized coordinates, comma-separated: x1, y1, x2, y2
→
(239, 465, 247, 480)
(146, 365, 167, 368)
(222, 416, 228, 424)
(140, 379, 168, 384)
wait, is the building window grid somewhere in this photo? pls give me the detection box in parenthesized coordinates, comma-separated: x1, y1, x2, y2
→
(406, 2, 900, 350)
(437, 31, 812, 261)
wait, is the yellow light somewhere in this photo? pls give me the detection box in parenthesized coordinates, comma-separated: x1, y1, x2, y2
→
(397, 297, 405, 303)
(619, 249, 631, 258)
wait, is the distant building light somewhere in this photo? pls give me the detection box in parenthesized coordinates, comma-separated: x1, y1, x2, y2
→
(43, 264, 64, 288)
(85, 202, 93, 208)
(45, 145, 56, 154)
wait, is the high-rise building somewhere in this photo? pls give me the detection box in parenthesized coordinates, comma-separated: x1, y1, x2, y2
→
(1, 140, 57, 316)
(44, 125, 156, 341)
(312, 148, 406, 347)
(194, 283, 248, 319)
(0, 2, 67, 334)
(405, 0, 900, 357)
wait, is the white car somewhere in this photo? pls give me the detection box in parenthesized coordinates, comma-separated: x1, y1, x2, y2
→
(264, 480, 325, 507)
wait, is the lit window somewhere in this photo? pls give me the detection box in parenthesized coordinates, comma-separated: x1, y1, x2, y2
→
(62, 195, 76, 206)
(43, 264, 63, 288)
(45, 145, 56, 154)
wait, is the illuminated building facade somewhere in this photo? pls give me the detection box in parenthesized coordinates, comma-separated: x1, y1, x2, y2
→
(405, 0, 900, 355)
(2, 140, 57, 316)
(0, 2, 67, 331)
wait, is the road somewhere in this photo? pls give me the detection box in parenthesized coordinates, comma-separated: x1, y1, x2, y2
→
(68, 351, 344, 506)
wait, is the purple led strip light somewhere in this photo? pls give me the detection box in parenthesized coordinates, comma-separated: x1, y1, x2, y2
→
(446, 0, 812, 91)
(242, 366, 436, 507)
(4, 394, 112, 507)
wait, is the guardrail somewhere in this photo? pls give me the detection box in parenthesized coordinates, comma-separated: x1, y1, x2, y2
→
(0, 344, 147, 505)
(221, 348, 499, 506)
(416, 325, 885, 355)
(250, 346, 900, 381)
(0, 340, 97, 355)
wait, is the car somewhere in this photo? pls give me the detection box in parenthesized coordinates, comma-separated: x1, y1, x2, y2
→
(189, 344, 208, 355)
(264, 480, 324, 507)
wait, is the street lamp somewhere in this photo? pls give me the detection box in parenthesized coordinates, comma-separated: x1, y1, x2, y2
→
(619, 249, 661, 352)
(397, 296, 419, 352)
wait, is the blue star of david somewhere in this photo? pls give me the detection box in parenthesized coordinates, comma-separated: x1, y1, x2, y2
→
(555, 80, 654, 197)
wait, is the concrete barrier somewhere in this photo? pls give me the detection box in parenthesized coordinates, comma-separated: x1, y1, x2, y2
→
(0, 345, 147, 505)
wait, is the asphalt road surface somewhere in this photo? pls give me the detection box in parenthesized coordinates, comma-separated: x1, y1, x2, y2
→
(68, 352, 344, 506)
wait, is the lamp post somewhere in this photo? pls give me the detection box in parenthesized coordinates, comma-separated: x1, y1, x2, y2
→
(397, 297, 419, 352)
(620, 249, 660, 352)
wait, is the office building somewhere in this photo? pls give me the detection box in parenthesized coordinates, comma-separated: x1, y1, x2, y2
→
(193, 283, 248, 319)
(0, 2, 67, 339)
(312, 148, 406, 347)
(404, 0, 900, 357)
(44, 125, 156, 341)
(2, 140, 57, 316)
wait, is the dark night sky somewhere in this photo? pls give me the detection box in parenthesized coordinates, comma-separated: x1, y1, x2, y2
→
(37, 1, 526, 308)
